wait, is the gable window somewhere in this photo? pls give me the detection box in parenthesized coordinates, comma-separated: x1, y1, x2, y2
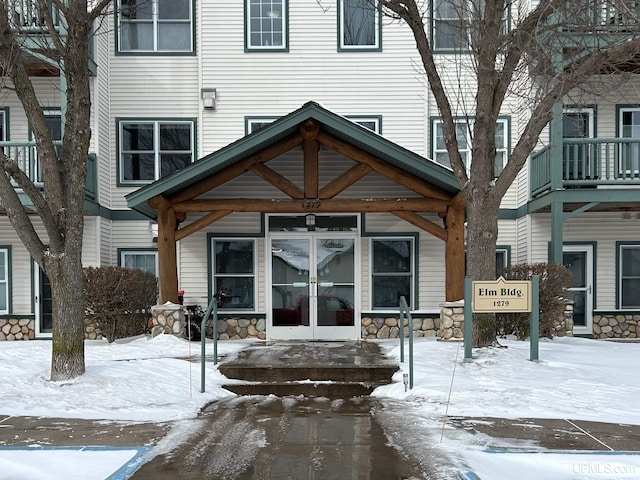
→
(0, 247, 9, 314)
(339, 0, 381, 50)
(118, 0, 193, 53)
(245, 0, 288, 51)
(432, 117, 509, 175)
(371, 238, 414, 309)
(212, 239, 256, 310)
(618, 107, 640, 176)
(119, 249, 158, 276)
(119, 120, 194, 184)
(246, 115, 381, 135)
(432, 0, 509, 51)
(618, 243, 640, 309)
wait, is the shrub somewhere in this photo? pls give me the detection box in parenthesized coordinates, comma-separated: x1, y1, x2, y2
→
(84, 267, 158, 342)
(496, 262, 571, 340)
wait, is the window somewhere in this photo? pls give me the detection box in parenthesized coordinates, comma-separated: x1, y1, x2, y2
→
(31, 109, 61, 183)
(618, 107, 640, 176)
(246, 115, 381, 134)
(0, 108, 7, 143)
(212, 239, 256, 310)
(245, 0, 288, 51)
(246, 117, 279, 134)
(339, 0, 381, 50)
(119, 250, 158, 276)
(371, 238, 414, 309)
(349, 116, 381, 133)
(119, 120, 194, 184)
(118, 0, 193, 53)
(563, 107, 594, 180)
(619, 243, 640, 309)
(0, 247, 9, 314)
(432, 117, 509, 175)
(432, 0, 509, 51)
(495, 247, 510, 277)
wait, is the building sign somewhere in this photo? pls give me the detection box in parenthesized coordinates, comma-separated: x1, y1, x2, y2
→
(472, 276, 532, 313)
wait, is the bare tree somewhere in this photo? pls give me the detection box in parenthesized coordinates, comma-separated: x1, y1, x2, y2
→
(378, 0, 640, 345)
(0, 0, 112, 380)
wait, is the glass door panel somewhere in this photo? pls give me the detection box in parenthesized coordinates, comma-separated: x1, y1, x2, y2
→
(316, 238, 355, 328)
(563, 245, 593, 334)
(271, 239, 311, 328)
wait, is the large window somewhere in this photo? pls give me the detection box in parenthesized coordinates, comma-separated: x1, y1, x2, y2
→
(118, 0, 193, 53)
(245, 0, 288, 51)
(618, 107, 640, 176)
(432, 0, 509, 51)
(119, 120, 194, 184)
(619, 243, 640, 309)
(432, 117, 509, 175)
(212, 239, 256, 310)
(371, 238, 414, 309)
(0, 248, 9, 315)
(119, 249, 158, 276)
(339, 0, 381, 50)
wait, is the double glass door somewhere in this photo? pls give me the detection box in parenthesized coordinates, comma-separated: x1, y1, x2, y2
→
(269, 234, 357, 340)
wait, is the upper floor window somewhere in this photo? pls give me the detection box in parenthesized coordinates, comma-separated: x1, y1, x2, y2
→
(245, 115, 381, 135)
(212, 239, 256, 310)
(432, 117, 509, 175)
(0, 109, 7, 143)
(0, 247, 9, 315)
(619, 243, 640, 309)
(339, 0, 381, 51)
(119, 120, 195, 185)
(618, 107, 640, 176)
(245, 0, 288, 51)
(246, 117, 280, 134)
(432, 0, 509, 51)
(119, 249, 158, 276)
(118, 0, 194, 53)
(371, 238, 414, 309)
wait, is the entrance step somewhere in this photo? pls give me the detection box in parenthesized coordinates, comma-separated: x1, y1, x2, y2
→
(218, 341, 398, 398)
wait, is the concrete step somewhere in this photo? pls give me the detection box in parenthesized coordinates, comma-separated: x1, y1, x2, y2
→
(222, 381, 378, 397)
(218, 364, 398, 384)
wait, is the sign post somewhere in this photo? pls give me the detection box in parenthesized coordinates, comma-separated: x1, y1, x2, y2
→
(464, 276, 539, 362)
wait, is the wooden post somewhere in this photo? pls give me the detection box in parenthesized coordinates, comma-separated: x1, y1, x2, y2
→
(445, 205, 465, 301)
(301, 120, 320, 200)
(149, 195, 179, 304)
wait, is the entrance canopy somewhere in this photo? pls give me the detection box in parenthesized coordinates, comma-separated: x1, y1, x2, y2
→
(126, 101, 464, 304)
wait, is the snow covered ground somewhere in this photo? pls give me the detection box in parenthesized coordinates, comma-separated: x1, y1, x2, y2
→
(1, 335, 639, 479)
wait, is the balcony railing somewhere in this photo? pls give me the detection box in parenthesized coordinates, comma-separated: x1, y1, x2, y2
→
(0, 141, 97, 200)
(530, 138, 640, 196)
(563, 1, 640, 31)
(5, 0, 61, 32)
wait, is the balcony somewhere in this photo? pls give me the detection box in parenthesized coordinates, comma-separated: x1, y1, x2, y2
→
(0, 141, 97, 201)
(6, 0, 62, 32)
(530, 138, 640, 196)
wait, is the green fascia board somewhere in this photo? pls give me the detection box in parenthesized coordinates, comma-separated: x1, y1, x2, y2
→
(126, 101, 460, 219)
(527, 188, 640, 215)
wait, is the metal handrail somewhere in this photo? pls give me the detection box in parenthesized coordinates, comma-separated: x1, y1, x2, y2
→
(199, 296, 219, 393)
(398, 296, 414, 390)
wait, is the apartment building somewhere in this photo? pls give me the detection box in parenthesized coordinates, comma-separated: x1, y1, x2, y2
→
(1, 1, 639, 341)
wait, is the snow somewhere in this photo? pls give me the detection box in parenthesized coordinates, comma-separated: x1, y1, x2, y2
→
(1, 334, 640, 479)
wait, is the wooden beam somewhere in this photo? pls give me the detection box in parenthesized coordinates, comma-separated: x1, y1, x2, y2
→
(445, 205, 465, 302)
(170, 132, 303, 203)
(249, 163, 304, 199)
(154, 202, 179, 304)
(301, 120, 320, 199)
(317, 131, 452, 201)
(175, 210, 232, 241)
(392, 211, 447, 241)
(319, 163, 371, 199)
(174, 197, 451, 213)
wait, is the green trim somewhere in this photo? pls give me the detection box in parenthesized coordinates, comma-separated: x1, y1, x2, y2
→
(116, 117, 197, 187)
(244, 0, 289, 52)
(0, 246, 11, 315)
(114, 0, 196, 55)
(368, 234, 419, 310)
(616, 241, 640, 310)
(337, 0, 382, 52)
(127, 102, 459, 219)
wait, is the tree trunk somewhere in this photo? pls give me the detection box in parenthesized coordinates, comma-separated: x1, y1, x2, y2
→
(465, 184, 501, 347)
(48, 242, 86, 381)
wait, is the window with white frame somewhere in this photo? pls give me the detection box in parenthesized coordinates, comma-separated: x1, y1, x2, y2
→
(118, 0, 193, 53)
(246, 115, 381, 134)
(119, 120, 194, 184)
(120, 250, 158, 276)
(245, 0, 287, 51)
(0, 109, 7, 143)
(433, 117, 508, 175)
(619, 243, 640, 309)
(371, 238, 414, 309)
(0, 248, 8, 314)
(618, 107, 640, 176)
(432, 0, 509, 51)
(339, 0, 380, 50)
(246, 117, 279, 134)
(495, 247, 509, 277)
(212, 239, 256, 310)
(563, 107, 594, 180)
